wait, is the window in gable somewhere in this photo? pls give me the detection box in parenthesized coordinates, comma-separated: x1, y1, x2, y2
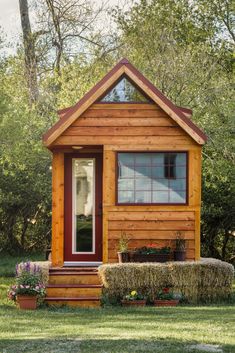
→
(99, 76, 151, 103)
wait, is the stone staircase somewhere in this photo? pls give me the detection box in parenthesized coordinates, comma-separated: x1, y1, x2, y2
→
(45, 267, 102, 307)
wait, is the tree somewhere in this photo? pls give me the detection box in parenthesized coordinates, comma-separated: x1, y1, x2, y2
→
(19, 0, 39, 103)
(34, 0, 106, 75)
(111, 0, 235, 261)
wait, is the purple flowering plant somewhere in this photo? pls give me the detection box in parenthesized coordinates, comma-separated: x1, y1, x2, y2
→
(8, 262, 46, 302)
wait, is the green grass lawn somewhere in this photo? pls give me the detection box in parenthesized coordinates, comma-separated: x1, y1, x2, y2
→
(0, 253, 44, 277)
(0, 255, 234, 353)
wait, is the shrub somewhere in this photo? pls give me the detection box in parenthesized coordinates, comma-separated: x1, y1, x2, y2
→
(98, 258, 234, 304)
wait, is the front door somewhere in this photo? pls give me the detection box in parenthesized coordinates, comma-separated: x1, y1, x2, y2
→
(64, 153, 102, 265)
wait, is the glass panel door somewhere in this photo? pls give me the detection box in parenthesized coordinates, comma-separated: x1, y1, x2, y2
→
(72, 158, 95, 254)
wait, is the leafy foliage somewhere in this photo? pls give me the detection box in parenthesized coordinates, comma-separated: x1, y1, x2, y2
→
(0, 0, 234, 261)
(8, 261, 46, 301)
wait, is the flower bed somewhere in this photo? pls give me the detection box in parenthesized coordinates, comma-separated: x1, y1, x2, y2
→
(98, 258, 234, 304)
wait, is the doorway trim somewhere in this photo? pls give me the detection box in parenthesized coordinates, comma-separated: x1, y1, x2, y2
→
(64, 152, 103, 264)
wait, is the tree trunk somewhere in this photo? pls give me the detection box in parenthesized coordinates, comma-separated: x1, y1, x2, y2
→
(19, 0, 39, 103)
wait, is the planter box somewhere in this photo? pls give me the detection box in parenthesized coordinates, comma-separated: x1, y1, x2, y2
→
(132, 253, 170, 263)
(121, 300, 146, 307)
(154, 299, 179, 307)
(17, 295, 37, 310)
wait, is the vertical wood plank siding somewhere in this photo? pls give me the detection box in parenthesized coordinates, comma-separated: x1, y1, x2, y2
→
(53, 103, 202, 263)
(51, 152, 64, 266)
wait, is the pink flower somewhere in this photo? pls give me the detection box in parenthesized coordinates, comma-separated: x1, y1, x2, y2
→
(20, 285, 24, 289)
(25, 285, 30, 289)
(35, 286, 40, 290)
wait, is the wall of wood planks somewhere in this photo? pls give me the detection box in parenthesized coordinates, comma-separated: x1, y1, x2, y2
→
(51, 152, 64, 267)
(52, 102, 202, 264)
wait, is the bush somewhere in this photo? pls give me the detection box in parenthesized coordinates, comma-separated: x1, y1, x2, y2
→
(98, 258, 234, 304)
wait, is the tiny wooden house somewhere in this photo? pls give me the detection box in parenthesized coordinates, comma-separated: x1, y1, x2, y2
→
(43, 58, 207, 270)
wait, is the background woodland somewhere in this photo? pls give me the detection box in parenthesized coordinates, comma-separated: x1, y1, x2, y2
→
(0, 0, 234, 262)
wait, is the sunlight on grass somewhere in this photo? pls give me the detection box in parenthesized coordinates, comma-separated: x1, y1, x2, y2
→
(0, 255, 234, 353)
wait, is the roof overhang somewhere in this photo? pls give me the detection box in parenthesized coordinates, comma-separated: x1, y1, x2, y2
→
(43, 58, 207, 147)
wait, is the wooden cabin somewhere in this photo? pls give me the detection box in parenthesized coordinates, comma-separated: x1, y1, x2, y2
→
(43, 58, 207, 306)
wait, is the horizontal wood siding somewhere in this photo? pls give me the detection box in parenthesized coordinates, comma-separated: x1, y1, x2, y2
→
(52, 103, 202, 263)
(55, 103, 196, 146)
(107, 211, 195, 262)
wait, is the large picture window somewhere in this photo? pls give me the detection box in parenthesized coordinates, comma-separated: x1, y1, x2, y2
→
(117, 152, 187, 204)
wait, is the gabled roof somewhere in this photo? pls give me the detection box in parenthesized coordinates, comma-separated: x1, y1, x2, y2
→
(43, 58, 207, 146)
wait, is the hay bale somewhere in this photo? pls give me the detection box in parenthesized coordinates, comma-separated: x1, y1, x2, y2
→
(98, 258, 234, 304)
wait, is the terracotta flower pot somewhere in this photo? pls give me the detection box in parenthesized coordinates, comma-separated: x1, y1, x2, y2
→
(121, 300, 146, 307)
(117, 252, 130, 263)
(154, 299, 179, 307)
(17, 295, 37, 310)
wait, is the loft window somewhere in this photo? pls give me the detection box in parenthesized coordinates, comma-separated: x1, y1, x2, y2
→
(99, 76, 151, 102)
(117, 152, 187, 204)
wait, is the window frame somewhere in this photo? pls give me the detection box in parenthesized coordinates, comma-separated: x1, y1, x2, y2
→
(115, 151, 189, 206)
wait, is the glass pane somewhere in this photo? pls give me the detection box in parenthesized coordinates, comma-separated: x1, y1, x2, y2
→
(119, 153, 135, 166)
(152, 178, 168, 190)
(73, 159, 94, 253)
(136, 178, 151, 190)
(119, 164, 134, 178)
(118, 191, 134, 203)
(152, 166, 164, 178)
(100, 77, 150, 102)
(169, 179, 186, 190)
(135, 166, 151, 178)
(135, 191, 151, 203)
(169, 191, 186, 203)
(152, 153, 164, 165)
(135, 153, 152, 165)
(152, 191, 169, 203)
(176, 153, 186, 165)
(118, 178, 134, 191)
(176, 166, 186, 178)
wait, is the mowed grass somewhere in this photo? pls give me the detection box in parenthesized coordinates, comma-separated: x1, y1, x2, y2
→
(0, 252, 44, 277)
(0, 255, 234, 353)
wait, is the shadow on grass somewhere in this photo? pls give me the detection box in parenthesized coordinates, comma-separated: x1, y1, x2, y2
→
(0, 338, 234, 353)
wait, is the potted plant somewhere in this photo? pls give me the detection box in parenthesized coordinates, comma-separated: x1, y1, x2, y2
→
(8, 262, 46, 310)
(132, 244, 171, 262)
(154, 287, 181, 307)
(174, 232, 186, 261)
(117, 232, 130, 263)
(121, 290, 146, 307)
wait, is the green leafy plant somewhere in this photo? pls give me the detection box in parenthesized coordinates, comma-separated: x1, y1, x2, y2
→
(175, 232, 186, 251)
(156, 287, 177, 300)
(135, 244, 171, 255)
(123, 290, 145, 301)
(118, 232, 129, 252)
(8, 262, 46, 302)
